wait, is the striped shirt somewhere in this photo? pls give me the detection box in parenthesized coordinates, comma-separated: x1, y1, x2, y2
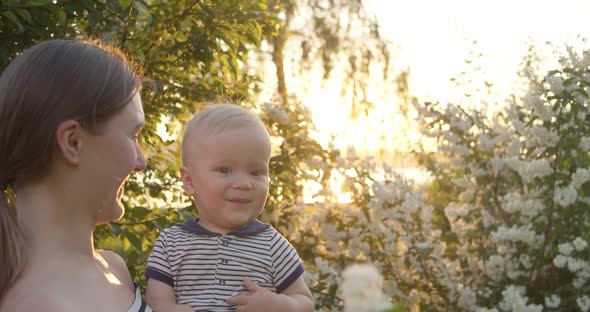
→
(128, 282, 153, 312)
(145, 218, 305, 311)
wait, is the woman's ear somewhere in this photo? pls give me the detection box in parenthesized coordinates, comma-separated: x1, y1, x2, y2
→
(55, 120, 83, 166)
(180, 166, 196, 197)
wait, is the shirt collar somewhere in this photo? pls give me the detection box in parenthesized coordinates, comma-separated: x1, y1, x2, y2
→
(178, 218, 270, 236)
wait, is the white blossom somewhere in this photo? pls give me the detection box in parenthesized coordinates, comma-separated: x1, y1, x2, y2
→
(341, 263, 391, 312)
(491, 225, 537, 246)
(491, 156, 505, 175)
(502, 193, 545, 219)
(453, 119, 472, 133)
(263, 102, 291, 125)
(457, 287, 477, 310)
(571, 168, 590, 188)
(315, 257, 339, 284)
(573, 237, 588, 251)
(498, 285, 543, 312)
(506, 140, 522, 157)
(547, 75, 564, 95)
(485, 255, 505, 282)
(504, 157, 553, 183)
(452, 177, 472, 188)
(443, 130, 461, 144)
(519, 254, 533, 269)
(573, 277, 586, 289)
(544, 294, 560, 308)
(511, 118, 526, 134)
(445, 203, 474, 219)
(481, 209, 494, 228)
(553, 254, 568, 268)
(505, 157, 524, 174)
(468, 164, 487, 177)
(577, 295, 590, 312)
(567, 258, 588, 273)
(553, 185, 577, 207)
(558, 242, 575, 256)
(524, 93, 552, 121)
(525, 159, 553, 180)
(479, 133, 496, 151)
(445, 144, 470, 156)
(582, 50, 590, 67)
(529, 126, 560, 147)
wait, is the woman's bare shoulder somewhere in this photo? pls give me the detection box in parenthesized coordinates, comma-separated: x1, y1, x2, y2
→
(96, 249, 134, 290)
(1, 252, 135, 312)
(0, 285, 61, 312)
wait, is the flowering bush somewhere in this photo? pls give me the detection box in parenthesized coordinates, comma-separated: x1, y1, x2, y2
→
(287, 48, 590, 311)
(341, 263, 392, 312)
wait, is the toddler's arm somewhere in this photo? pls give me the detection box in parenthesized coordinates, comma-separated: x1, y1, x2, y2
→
(275, 275, 314, 311)
(145, 279, 193, 312)
(226, 276, 314, 312)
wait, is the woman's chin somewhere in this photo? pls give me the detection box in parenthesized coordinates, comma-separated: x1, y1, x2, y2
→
(96, 201, 125, 224)
(110, 200, 126, 220)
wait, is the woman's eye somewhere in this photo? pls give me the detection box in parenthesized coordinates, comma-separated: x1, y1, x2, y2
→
(218, 167, 230, 174)
(132, 131, 142, 141)
(251, 170, 260, 176)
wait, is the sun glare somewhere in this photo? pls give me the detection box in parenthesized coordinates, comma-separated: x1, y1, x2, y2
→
(292, 0, 590, 202)
(302, 169, 353, 204)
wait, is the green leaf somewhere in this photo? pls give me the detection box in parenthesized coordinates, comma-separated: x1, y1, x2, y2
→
(387, 302, 408, 312)
(101, 31, 118, 43)
(56, 9, 66, 26)
(26, 0, 49, 7)
(124, 231, 143, 251)
(134, 0, 151, 29)
(177, 207, 194, 222)
(2, 11, 24, 32)
(128, 206, 151, 220)
(16, 9, 32, 24)
(118, 0, 132, 10)
(134, 0, 149, 14)
(109, 222, 122, 235)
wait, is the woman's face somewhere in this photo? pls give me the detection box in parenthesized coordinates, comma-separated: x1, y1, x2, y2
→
(82, 93, 146, 223)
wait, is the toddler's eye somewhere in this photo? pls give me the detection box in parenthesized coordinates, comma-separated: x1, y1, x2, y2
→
(218, 167, 231, 174)
(250, 170, 260, 176)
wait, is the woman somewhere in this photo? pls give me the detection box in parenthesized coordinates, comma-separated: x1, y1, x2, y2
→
(0, 40, 152, 311)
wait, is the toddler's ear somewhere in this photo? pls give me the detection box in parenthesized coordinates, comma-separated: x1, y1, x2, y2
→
(180, 166, 196, 196)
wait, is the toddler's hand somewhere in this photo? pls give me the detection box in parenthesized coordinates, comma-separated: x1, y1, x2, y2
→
(226, 276, 280, 312)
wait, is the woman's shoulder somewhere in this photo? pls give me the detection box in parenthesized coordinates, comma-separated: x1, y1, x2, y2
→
(0, 284, 60, 312)
(96, 249, 134, 290)
(1, 251, 137, 312)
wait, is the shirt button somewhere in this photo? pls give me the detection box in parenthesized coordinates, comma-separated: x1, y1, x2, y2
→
(222, 241, 229, 246)
(219, 279, 225, 285)
(221, 259, 228, 264)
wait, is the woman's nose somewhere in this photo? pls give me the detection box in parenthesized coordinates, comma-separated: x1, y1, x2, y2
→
(134, 145, 147, 172)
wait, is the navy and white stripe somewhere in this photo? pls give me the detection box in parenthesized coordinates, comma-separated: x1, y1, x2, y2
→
(128, 282, 153, 312)
(145, 218, 304, 311)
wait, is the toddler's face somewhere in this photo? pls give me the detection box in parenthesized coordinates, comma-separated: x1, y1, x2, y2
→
(181, 125, 271, 234)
